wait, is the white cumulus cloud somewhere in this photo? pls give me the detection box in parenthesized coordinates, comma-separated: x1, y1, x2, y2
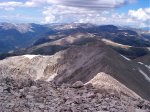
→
(0, 1, 23, 7)
(128, 8, 150, 21)
(0, 0, 149, 27)
(42, 5, 149, 27)
(42, 5, 106, 23)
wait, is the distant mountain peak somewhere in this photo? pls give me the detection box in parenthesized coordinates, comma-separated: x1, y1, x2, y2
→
(0, 22, 33, 33)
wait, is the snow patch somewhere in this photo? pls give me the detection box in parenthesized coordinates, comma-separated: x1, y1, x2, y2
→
(102, 39, 132, 47)
(46, 73, 58, 81)
(145, 65, 150, 70)
(120, 55, 131, 61)
(138, 69, 150, 83)
(23, 55, 38, 59)
(138, 62, 144, 65)
(147, 47, 150, 51)
(137, 62, 150, 70)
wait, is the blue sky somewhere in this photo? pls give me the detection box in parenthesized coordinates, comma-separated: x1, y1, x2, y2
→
(116, 0, 149, 13)
(0, 0, 149, 27)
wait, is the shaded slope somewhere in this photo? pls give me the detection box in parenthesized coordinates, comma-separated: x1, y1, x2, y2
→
(102, 39, 150, 59)
(1, 24, 150, 60)
(0, 41, 150, 100)
(0, 32, 96, 60)
(135, 55, 150, 65)
(0, 23, 56, 53)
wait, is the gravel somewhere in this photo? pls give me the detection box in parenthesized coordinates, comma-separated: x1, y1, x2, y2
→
(0, 77, 149, 112)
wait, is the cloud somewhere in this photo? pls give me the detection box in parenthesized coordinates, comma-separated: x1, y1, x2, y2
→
(0, 0, 45, 9)
(128, 8, 150, 21)
(0, 7, 15, 11)
(42, 4, 149, 27)
(47, 0, 138, 9)
(0, 1, 22, 10)
(0, 0, 148, 27)
(42, 5, 110, 24)
(128, 8, 150, 27)
(0, 0, 136, 9)
(0, 1, 22, 7)
(46, 0, 127, 9)
(0, 14, 42, 23)
(24, 0, 48, 7)
(42, 5, 101, 23)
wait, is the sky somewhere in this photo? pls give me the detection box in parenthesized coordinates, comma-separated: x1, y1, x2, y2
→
(0, 0, 150, 27)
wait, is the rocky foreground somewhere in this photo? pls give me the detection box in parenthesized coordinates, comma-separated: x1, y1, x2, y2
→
(0, 77, 150, 112)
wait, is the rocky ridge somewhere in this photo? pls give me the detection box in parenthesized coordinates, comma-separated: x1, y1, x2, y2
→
(0, 77, 150, 112)
(0, 42, 150, 100)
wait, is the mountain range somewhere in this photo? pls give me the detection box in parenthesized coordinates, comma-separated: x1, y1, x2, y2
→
(0, 40, 150, 100)
(0, 23, 150, 111)
(0, 23, 150, 59)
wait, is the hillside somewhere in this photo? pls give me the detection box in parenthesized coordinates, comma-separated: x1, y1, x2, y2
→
(0, 41, 150, 101)
(102, 38, 150, 59)
(1, 23, 150, 57)
(0, 23, 55, 53)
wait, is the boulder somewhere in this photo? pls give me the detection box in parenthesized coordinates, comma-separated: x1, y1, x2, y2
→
(72, 81, 84, 88)
(0, 86, 3, 93)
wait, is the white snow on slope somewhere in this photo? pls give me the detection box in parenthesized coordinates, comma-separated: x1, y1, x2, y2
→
(138, 62, 144, 65)
(138, 62, 150, 70)
(120, 55, 131, 61)
(147, 47, 150, 51)
(23, 55, 52, 60)
(46, 73, 58, 81)
(138, 69, 150, 83)
(145, 65, 150, 70)
(102, 39, 132, 48)
(23, 55, 38, 59)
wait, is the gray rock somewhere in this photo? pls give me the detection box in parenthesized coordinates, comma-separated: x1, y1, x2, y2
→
(72, 81, 84, 88)
(38, 103, 45, 109)
(0, 86, 3, 93)
(30, 86, 38, 90)
(135, 109, 149, 112)
(0, 78, 149, 112)
(6, 102, 15, 108)
(26, 95, 34, 99)
(85, 83, 93, 89)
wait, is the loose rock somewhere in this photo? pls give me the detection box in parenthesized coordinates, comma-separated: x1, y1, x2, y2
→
(72, 81, 84, 88)
(0, 77, 149, 112)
